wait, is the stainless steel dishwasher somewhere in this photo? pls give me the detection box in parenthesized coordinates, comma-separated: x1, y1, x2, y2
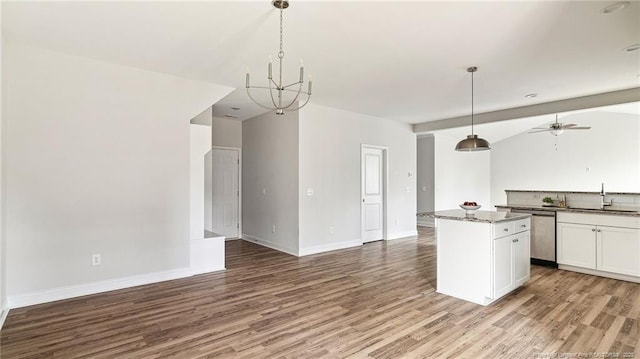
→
(510, 208, 557, 267)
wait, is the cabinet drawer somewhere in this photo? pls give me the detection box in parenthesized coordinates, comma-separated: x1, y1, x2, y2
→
(557, 212, 640, 229)
(514, 218, 531, 233)
(494, 221, 515, 238)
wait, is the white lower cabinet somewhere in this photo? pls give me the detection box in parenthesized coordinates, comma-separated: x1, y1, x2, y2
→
(557, 212, 640, 281)
(557, 222, 597, 269)
(493, 230, 530, 299)
(597, 226, 640, 277)
(493, 235, 513, 299)
(513, 231, 531, 285)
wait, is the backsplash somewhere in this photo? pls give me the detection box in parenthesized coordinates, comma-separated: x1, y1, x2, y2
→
(506, 190, 640, 211)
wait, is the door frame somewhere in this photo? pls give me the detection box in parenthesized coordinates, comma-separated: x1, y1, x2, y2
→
(360, 144, 389, 243)
(211, 146, 242, 240)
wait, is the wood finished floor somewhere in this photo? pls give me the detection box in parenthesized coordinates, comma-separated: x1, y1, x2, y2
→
(2, 227, 640, 358)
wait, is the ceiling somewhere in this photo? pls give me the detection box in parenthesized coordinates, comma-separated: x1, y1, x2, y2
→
(431, 101, 640, 143)
(212, 89, 269, 122)
(3, 1, 639, 124)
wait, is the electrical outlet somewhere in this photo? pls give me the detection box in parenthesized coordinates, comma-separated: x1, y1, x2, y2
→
(92, 254, 101, 266)
(261, 187, 267, 196)
(272, 225, 276, 233)
(395, 219, 399, 226)
(329, 226, 335, 234)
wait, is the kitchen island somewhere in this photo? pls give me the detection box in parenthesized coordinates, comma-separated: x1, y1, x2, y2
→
(418, 210, 531, 305)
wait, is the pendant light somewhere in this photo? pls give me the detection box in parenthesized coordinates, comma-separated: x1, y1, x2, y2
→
(455, 67, 491, 152)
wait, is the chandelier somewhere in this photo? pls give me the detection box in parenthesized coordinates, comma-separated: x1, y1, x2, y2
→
(245, 0, 312, 115)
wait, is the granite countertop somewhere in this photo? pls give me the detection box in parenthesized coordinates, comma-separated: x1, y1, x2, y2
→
(505, 189, 640, 195)
(418, 210, 530, 223)
(495, 204, 640, 217)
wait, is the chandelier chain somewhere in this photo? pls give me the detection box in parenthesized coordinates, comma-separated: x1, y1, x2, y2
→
(279, 7, 284, 58)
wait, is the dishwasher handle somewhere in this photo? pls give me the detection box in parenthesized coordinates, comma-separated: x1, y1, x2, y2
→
(510, 209, 556, 217)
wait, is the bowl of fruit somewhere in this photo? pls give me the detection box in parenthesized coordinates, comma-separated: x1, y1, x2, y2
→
(460, 201, 481, 211)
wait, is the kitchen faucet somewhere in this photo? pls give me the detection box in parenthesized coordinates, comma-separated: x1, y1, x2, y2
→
(600, 182, 612, 209)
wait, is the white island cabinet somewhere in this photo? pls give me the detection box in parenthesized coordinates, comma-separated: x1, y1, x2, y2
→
(422, 210, 531, 306)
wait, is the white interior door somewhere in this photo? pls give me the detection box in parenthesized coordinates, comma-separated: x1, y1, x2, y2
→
(361, 146, 384, 242)
(212, 148, 239, 238)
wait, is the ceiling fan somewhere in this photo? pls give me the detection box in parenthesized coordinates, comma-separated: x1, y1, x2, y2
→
(528, 114, 591, 136)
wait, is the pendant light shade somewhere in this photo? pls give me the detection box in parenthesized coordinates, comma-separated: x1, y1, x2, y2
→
(455, 134, 491, 151)
(455, 67, 490, 152)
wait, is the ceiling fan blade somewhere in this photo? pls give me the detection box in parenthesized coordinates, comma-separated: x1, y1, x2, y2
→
(565, 126, 591, 130)
(531, 127, 549, 130)
(528, 129, 551, 133)
(562, 124, 578, 128)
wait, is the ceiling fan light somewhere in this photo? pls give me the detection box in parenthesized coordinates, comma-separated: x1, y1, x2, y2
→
(551, 129, 564, 136)
(455, 135, 491, 151)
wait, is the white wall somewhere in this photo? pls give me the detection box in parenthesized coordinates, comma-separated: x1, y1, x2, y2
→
(190, 124, 211, 239)
(491, 111, 640, 206)
(242, 111, 299, 255)
(417, 135, 435, 226)
(3, 42, 232, 300)
(0, 0, 6, 315)
(298, 103, 417, 255)
(204, 150, 213, 233)
(212, 117, 242, 149)
(191, 106, 212, 126)
(433, 133, 491, 211)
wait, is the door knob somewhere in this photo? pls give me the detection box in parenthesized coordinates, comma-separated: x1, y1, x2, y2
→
(362, 198, 365, 202)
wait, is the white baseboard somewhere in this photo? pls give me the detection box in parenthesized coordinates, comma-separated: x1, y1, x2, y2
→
(558, 265, 640, 283)
(0, 300, 9, 330)
(8, 267, 193, 309)
(191, 266, 226, 276)
(242, 233, 298, 257)
(417, 220, 435, 227)
(299, 239, 362, 256)
(387, 230, 419, 240)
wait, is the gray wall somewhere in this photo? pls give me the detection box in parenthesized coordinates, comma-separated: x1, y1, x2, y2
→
(417, 135, 435, 226)
(4, 41, 231, 299)
(298, 103, 417, 254)
(212, 117, 242, 149)
(242, 111, 299, 255)
(0, 0, 5, 311)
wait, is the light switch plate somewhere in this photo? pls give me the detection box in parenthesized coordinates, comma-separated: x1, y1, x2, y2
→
(307, 188, 314, 196)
